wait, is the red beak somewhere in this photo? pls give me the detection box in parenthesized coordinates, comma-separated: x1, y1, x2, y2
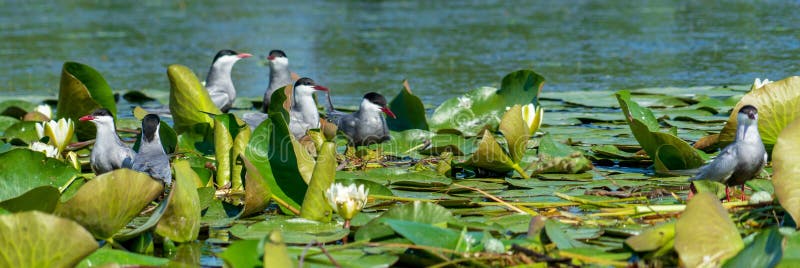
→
(237, 53, 252, 59)
(79, 115, 94, 121)
(267, 55, 275, 61)
(381, 107, 396, 119)
(313, 85, 329, 92)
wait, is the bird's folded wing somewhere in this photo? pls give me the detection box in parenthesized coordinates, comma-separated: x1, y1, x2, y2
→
(688, 149, 737, 182)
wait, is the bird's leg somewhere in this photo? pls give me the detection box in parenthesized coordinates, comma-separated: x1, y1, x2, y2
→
(725, 186, 731, 202)
(688, 182, 696, 201)
(740, 184, 747, 201)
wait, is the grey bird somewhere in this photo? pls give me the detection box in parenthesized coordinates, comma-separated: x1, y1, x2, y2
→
(330, 92, 396, 147)
(688, 105, 767, 200)
(262, 50, 293, 112)
(288, 77, 329, 139)
(205, 49, 252, 113)
(132, 114, 172, 186)
(80, 108, 135, 175)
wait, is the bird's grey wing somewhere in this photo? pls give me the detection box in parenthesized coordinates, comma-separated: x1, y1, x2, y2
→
(689, 147, 737, 183)
(326, 110, 348, 126)
(209, 91, 230, 111)
(242, 112, 269, 131)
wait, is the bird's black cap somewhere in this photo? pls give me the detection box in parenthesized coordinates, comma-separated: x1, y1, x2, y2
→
(91, 108, 114, 117)
(364, 92, 387, 107)
(295, 77, 316, 87)
(269, 50, 287, 58)
(142, 114, 161, 143)
(739, 105, 758, 119)
(213, 49, 239, 63)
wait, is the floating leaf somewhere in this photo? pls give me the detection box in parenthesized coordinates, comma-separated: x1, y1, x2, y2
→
(625, 220, 675, 252)
(499, 105, 529, 164)
(55, 169, 163, 239)
(386, 80, 429, 131)
(56, 62, 117, 140)
(0, 211, 98, 268)
(239, 155, 271, 218)
(466, 130, 515, 173)
(155, 160, 201, 242)
(719, 76, 800, 148)
(384, 219, 464, 250)
(532, 133, 593, 174)
(218, 239, 261, 268)
(300, 141, 337, 222)
(544, 219, 589, 249)
(0, 186, 60, 213)
(723, 227, 782, 268)
(356, 201, 454, 242)
(773, 116, 800, 225)
(674, 192, 744, 267)
(429, 70, 545, 135)
(76, 248, 169, 268)
(229, 216, 348, 244)
(0, 149, 78, 202)
(244, 116, 303, 213)
(3, 121, 40, 143)
(167, 64, 221, 134)
(214, 113, 239, 189)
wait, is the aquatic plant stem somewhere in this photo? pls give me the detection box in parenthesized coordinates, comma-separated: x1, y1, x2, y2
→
(342, 219, 351, 244)
(554, 192, 626, 208)
(452, 183, 538, 215)
(511, 163, 530, 179)
(270, 194, 300, 215)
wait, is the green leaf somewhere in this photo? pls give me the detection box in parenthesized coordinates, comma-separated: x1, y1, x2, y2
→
(0, 186, 60, 213)
(532, 133, 593, 174)
(779, 231, 800, 267)
(384, 219, 461, 249)
(544, 219, 588, 249)
(499, 105, 529, 164)
(300, 142, 337, 222)
(373, 129, 470, 157)
(176, 123, 215, 154)
(356, 201, 454, 242)
(229, 215, 348, 244)
(386, 80, 429, 131)
(773, 115, 800, 225)
(167, 64, 221, 134)
(723, 227, 782, 268)
(3, 121, 40, 143)
(244, 117, 302, 213)
(239, 156, 272, 218)
(269, 112, 314, 207)
(466, 130, 514, 173)
(155, 160, 201, 242)
(674, 192, 744, 267)
(429, 70, 545, 135)
(719, 76, 800, 148)
(0, 149, 78, 202)
(55, 169, 164, 239)
(231, 124, 251, 191)
(218, 239, 261, 268)
(262, 231, 293, 268)
(56, 62, 117, 140)
(624, 220, 675, 252)
(0, 116, 19, 133)
(0, 211, 98, 267)
(214, 113, 237, 188)
(76, 248, 170, 268)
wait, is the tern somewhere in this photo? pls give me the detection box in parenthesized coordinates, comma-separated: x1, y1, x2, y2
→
(205, 49, 251, 112)
(132, 114, 172, 186)
(330, 92, 396, 147)
(79, 108, 135, 175)
(288, 77, 329, 139)
(262, 49, 293, 112)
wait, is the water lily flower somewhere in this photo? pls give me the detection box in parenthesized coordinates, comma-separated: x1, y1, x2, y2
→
(34, 104, 52, 119)
(752, 78, 772, 90)
(325, 183, 369, 224)
(36, 118, 75, 154)
(29, 142, 58, 158)
(521, 103, 544, 135)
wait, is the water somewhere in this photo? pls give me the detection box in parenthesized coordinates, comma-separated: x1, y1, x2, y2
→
(1, 1, 798, 107)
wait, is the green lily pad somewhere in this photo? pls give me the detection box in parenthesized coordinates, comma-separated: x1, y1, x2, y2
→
(0, 211, 98, 267)
(167, 64, 222, 134)
(429, 70, 545, 136)
(218, 239, 261, 268)
(466, 130, 515, 173)
(214, 113, 240, 189)
(386, 80, 429, 131)
(229, 215, 348, 244)
(384, 219, 464, 250)
(76, 247, 170, 268)
(723, 227, 782, 268)
(155, 160, 201, 242)
(0, 149, 78, 202)
(719, 76, 800, 148)
(0, 116, 19, 133)
(356, 201, 454, 242)
(0, 186, 60, 213)
(624, 220, 675, 252)
(55, 169, 164, 239)
(300, 142, 337, 222)
(772, 116, 800, 225)
(56, 62, 117, 140)
(262, 231, 293, 268)
(3, 121, 40, 143)
(674, 192, 744, 267)
(239, 156, 272, 218)
(176, 123, 215, 154)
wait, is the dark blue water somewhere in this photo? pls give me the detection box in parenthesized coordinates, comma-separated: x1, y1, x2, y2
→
(1, 1, 798, 106)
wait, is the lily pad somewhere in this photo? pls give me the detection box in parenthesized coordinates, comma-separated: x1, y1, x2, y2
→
(218, 239, 261, 268)
(429, 70, 545, 136)
(624, 220, 675, 252)
(262, 231, 293, 268)
(0, 211, 98, 268)
(386, 80, 429, 131)
(76, 247, 170, 268)
(239, 156, 272, 218)
(3, 121, 40, 143)
(0, 149, 78, 202)
(167, 64, 221, 134)
(723, 227, 782, 268)
(155, 160, 201, 242)
(356, 201, 454, 242)
(0, 186, 60, 213)
(56, 62, 117, 140)
(772, 116, 800, 225)
(55, 169, 164, 239)
(300, 141, 337, 222)
(229, 215, 348, 244)
(719, 76, 800, 148)
(674, 192, 744, 267)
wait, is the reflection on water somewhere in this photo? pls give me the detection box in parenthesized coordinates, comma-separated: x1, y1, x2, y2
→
(1, 1, 798, 106)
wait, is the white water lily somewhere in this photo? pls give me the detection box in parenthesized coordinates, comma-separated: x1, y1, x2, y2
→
(521, 103, 544, 135)
(34, 104, 52, 119)
(29, 142, 58, 158)
(37, 118, 75, 154)
(752, 78, 772, 90)
(325, 183, 369, 221)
